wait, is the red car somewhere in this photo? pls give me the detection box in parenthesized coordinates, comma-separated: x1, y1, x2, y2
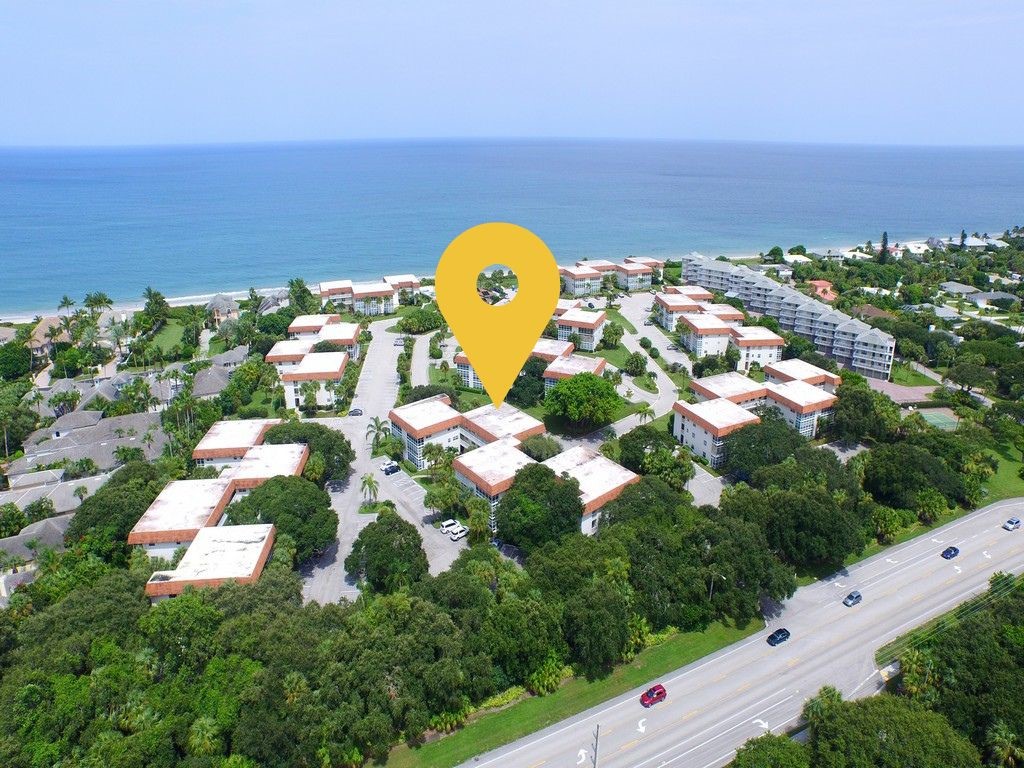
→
(640, 684, 667, 707)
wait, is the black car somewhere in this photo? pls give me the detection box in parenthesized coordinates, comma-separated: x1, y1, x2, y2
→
(383, 464, 400, 476)
(349, 407, 363, 416)
(941, 546, 960, 560)
(766, 628, 791, 646)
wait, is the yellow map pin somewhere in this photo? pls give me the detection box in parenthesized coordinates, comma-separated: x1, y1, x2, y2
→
(436, 223, 560, 406)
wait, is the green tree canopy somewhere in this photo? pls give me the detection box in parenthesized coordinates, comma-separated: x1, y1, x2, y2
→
(544, 373, 621, 427)
(263, 421, 354, 485)
(495, 464, 584, 552)
(344, 509, 429, 592)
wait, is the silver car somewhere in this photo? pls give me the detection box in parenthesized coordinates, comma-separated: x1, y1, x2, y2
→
(1004, 517, 1021, 531)
(449, 526, 469, 542)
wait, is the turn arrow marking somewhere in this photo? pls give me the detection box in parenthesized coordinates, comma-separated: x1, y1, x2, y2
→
(637, 718, 647, 734)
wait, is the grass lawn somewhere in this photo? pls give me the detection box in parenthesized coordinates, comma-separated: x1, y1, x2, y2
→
(580, 345, 632, 370)
(427, 365, 492, 410)
(654, 355, 690, 392)
(633, 372, 657, 393)
(982, 444, 1024, 503)
(386, 619, 762, 768)
(152, 319, 184, 352)
(522, 400, 641, 437)
(891, 364, 937, 388)
(605, 307, 637, 334)
(248, 389, 277, 417)
(207, 337, 227, 356)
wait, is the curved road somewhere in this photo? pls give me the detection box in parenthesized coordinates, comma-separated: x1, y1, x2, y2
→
(462, 497, 1024, 768)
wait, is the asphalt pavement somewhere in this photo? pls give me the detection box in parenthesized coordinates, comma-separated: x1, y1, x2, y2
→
(462, 497, 1024, 768)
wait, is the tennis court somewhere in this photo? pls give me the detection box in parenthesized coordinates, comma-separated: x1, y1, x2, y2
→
(919, 409, 959, 431)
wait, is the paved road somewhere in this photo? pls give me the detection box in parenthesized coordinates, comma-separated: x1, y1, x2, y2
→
(411, 332, 430, 386)
(618, 292, 693, 374)
(300, 320, 466, 604)
(462, 497, 1024, 768)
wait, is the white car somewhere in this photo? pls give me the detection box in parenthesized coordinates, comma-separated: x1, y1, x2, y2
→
(1004, 517, 1021, 531)
(439, 519, 460, 533)
(450, 526, 469, 542)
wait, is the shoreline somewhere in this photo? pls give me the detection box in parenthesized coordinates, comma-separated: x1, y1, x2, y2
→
(0, 233, 969, 324)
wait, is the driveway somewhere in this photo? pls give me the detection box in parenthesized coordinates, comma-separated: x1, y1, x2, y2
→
(618, 292, 693, 373)
(866, 377, 936, 404)
(687, 464, 725, 507)
(300, 319, 466, 604)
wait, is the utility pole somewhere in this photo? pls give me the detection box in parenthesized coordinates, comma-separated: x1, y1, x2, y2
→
(592, 723, 601, 768)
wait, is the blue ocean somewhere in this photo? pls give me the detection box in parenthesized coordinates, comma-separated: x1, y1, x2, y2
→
(2, 140, 1024, 316)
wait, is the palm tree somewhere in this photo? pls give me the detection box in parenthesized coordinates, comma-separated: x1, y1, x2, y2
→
(84, 291, 113, 318)
(801, 685, 842, 729)
(187, 716, 222, 757)
(365, 416, 390, 450)
(987, 721, 1024, 768)
(636, 402, 653, 425)
(360, 472, 380, 503)
(58, 295, 75, 317)
(421, 442, 447, 481)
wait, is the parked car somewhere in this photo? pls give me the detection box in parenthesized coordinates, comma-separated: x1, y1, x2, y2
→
(379, 460, 394, 472)
(667, 344, 679, 351)
(1004, 517, 1021, 531)
(383, 464, 400, 476)
(842, 590, 862, 607)
(393, 338, 406, 346)
(439, 519, 460, 533)
(643, 320, 654, 326)
(640, 684, 667, 707)
(349, 407, 363, 416)
(941, 546, 960, 560)
(766, 628, 791, 646)
(449, 526, 469, 542)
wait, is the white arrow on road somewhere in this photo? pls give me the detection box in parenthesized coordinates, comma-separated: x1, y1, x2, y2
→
(885, 558, 898, 564)
(931, 537, 944, 543)
(637, 718, 647, 734)
(577, 748, 587, 765)
(954, 565, 962, 574)
(984, 551, 992, 559)
(752, 718, 769, 729)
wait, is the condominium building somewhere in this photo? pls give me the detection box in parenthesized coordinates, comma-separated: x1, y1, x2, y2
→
(383, 274, 421, 293)
(454, 351, 483, 390)
(664, 284, 714, 301)
(192, 419, 282, 469)
(542, 446, 639, 534)
(145, 524, 276, 601)
(765, 381, 838, 437)
(453, 438, 536, 508)
(460, 402, 546, 449)
(677, 253, 895, 379)
(316, 322, 362, 360)
(672, 399, 760, 468)
(351, 281, 398, 315)
(763, 359, 842, 392)
(318, 279, 354, 304)
(678, 313, 732, 358)
(554, 298, 583, 316)
(530, 338, 575, 362)
(265, 338, 315, 372)
(697, 302, 745, 326)
(388, 394, 463, 469)
(578, 259, 618, 274)
(655, 293, 700, 330)
(556, 308, 607, 352)
(728, 326, 785, 371)
(227, 443, 309, 497)
(612, 262, 653, 291)
(280, 352, 348, 410)
(624, 256, 666, 270)
(128, 478, 233, 560)
(543, 354, 607, 391)
(288, 314, 340, 339)
(559, 265, 601, 296)
(689, 371, 767, 409)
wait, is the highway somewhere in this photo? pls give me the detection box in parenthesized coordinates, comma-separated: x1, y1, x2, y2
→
(462, 497, 1024, 768)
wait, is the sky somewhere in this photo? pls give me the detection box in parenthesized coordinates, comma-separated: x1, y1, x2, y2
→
(1, 0, 1022, 147)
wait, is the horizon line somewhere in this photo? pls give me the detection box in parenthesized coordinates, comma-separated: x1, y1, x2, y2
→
(3, 136, 1024, 152)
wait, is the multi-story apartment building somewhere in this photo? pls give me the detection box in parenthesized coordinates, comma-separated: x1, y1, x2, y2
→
(460, 403, 546, 450)
(764, 358, 842, 392)
(672, 398, 760, 468)
(543, 354, 606, 391)
(541, 446, 639, 535)
(677, 254, 895, 379)
(689, 371, 767, 409)
(728, 326, 785, 371)
(765, 380, 838, 437)
(697, 302, 745, 326)
(454, 351, 483, 390)
(530, 338, 575, 362)
(288, 314, 340, 339)
(611, 262, 653, 291)
(678, 313, 732, 358)
(663, 284, 714, 301)
(316, 322, 362, 360)
(280, 352, 348, 410)
(351, 281, 398, 315)
(559, 265, 602, 296)
(453, 438, 536, 509)
(655, 292, 700, 330)
(556, 308, 607, 352)
(624, 256, 666, 270)
(191, 419, 282, 469)
(388, 394, 463, 469)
